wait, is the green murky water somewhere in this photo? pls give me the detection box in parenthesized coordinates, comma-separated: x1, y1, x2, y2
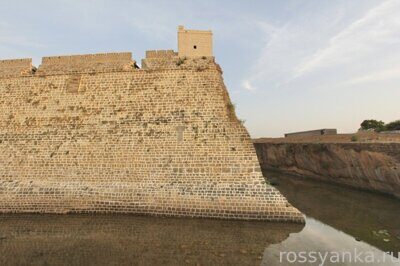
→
(263, 171, 400, 265)
(0, 171, 399, 265)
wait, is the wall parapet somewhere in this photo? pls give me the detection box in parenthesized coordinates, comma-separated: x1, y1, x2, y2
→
(0, 58, 32, 66)
(0, 58, 34, 78)
(41, 52, 133, 64)
(141, 56, 217, 71)
(36, 52, 137, 75)
(145, 50, 177, 59)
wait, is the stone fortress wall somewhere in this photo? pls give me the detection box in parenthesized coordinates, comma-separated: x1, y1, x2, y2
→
(0, 58, 35, 78)
(0, 26, 303, 222)
(36, 52, 136, 75)
(145, 50, 177, 58)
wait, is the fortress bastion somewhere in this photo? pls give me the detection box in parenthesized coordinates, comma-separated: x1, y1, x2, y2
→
(0, 26, 304, 222)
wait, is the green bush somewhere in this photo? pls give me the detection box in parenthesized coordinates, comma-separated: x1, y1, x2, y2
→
(351, 135, 359, 142)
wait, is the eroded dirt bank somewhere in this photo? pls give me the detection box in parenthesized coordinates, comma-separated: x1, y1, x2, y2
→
(254, 139, 400, 199)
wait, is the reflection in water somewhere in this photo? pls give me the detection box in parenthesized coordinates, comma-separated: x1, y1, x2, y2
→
(263, 218, 399, 265)
(0, 214, 303, 266)
(265, 170, 400, 256)
(0, 171, 399, 265)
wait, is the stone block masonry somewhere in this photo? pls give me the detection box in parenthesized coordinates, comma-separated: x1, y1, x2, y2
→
(178, 25, 213, 58)
(36, 52, 136, 75)
(0, 27, 304, 222)
(0, 58, 35, 78)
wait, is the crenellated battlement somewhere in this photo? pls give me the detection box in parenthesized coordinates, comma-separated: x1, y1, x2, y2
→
(36, 52, 137, 75)
(0, 58, 32, 66)
(142, 48, 215, 70)
(0, 25, 214, 78)
(0, 49, 217, 78)
(41, 52, 133, 64)
(0, 58, 35, 78)
(145, 50, 178, 59)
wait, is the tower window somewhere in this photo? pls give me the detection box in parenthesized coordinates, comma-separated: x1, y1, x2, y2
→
(193, 45, 197, 49)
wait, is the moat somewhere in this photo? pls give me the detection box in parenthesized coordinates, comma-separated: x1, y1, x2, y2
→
(0, 171, 399, 266)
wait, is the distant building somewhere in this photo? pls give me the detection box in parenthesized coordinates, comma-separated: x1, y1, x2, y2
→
(285, 129, 337, 138)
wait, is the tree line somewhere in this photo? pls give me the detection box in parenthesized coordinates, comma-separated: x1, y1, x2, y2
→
(360, 119, 400, 132)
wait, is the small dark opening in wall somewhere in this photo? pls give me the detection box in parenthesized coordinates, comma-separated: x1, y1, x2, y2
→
(193, 45, 197, 49)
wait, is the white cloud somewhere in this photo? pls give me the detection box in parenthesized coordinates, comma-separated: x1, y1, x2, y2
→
(242, 0, 400, 93)
(242, 80, 257, 92)
(234, 0, 400, 137)
(294, 0, 400, 78)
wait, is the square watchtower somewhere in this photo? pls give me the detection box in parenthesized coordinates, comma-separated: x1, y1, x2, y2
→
(178, 25, 213, 58)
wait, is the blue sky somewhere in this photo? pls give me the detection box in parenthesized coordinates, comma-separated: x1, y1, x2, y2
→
(1, 0, 399, 137)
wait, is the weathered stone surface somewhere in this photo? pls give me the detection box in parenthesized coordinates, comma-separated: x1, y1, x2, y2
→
(36, 52, 136, 75)
(0, 58, 35, 78)
(0, 27, 304, 222)
(178, 25, 213, 58)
